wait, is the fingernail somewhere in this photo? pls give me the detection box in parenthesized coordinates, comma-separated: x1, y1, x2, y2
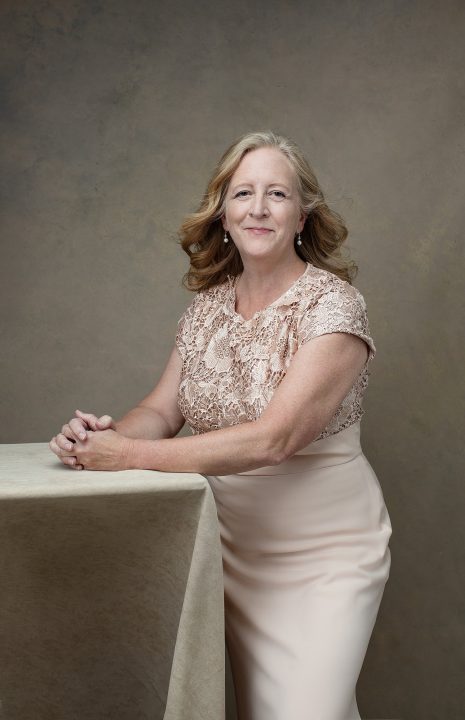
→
(79, 432, 86, 440)
(66, 442, 73, 450)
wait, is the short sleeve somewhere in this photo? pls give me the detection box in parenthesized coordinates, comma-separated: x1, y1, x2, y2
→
(175, 299, 195, 362)
(297, 283, 376, 363)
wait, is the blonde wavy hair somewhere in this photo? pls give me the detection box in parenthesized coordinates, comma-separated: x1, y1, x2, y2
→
(179, 131, 357, 290)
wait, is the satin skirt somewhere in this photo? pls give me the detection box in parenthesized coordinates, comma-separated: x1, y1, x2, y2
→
(205, 422, 392, 720)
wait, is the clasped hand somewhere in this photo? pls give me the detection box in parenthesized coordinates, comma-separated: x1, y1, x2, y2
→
(49, 409, 133, 471)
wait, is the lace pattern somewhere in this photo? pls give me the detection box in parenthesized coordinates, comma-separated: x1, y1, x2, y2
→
(175, 263, 376, 441)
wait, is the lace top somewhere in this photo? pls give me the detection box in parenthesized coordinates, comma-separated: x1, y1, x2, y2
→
(175, 262, 376, 442)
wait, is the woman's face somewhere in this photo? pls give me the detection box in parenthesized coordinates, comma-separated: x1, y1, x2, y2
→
(222, 146, 306, 264)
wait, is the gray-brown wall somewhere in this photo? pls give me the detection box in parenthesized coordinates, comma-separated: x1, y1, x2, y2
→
(1, 1, 464, 718)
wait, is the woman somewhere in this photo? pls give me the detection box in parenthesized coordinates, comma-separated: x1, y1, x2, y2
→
(50, 131, 392, 720)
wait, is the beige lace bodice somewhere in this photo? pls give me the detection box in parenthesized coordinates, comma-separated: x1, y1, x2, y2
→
(175, 262, 376, 442)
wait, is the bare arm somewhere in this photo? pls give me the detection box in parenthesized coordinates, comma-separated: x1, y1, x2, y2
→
(55, 332, 368, 474)
(127, 332, 369, 475)
(50, 347, 185, 466)
(113, 347, 186, 440)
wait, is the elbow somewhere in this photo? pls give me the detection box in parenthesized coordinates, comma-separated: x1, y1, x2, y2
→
(259, 423, 319, 467)
(267, 440, 300, 466)
(267, 446, 291, 466)
(260, 432, 297, 467)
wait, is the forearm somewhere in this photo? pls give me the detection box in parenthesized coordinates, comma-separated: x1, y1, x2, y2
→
(128, 418, 282, 475)
(115, 406, 179, 441)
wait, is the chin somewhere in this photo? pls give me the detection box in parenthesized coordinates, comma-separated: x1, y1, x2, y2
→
(242, 243, 288, 259)
(241, 248, 276, 260)
(241, 240, 277, 253)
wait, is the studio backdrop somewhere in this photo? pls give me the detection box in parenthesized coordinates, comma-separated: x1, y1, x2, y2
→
(1, 1, 464, 719)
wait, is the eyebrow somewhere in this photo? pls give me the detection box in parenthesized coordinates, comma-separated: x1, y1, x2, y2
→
(230, 182, 292, 192)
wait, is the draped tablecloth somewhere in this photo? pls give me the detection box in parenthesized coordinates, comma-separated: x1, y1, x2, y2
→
(0, 443, 225, 720)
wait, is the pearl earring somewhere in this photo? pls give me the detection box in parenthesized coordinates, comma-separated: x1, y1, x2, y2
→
(296, 233, 302, 246)
(224, 231, 229, 244)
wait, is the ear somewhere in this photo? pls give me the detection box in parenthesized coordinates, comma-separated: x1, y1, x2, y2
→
(221, 214, 228, 231)
(297, 211, 307, 234)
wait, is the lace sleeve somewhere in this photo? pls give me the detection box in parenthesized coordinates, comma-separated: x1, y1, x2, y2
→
(297, 283, 376, 363)
(175, 298, 195, 362)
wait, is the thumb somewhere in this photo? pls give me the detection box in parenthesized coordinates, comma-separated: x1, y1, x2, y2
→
(96, 415, 114, 429)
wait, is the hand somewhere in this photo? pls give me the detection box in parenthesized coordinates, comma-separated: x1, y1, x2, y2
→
(52, 429, 134, 472)
(49, 409, 116, 470)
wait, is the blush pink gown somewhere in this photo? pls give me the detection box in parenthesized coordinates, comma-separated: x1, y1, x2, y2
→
(176, 263, 392, 720)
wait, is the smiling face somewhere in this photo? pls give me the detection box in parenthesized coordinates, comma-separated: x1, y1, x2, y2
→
(222, 146, 306, 265)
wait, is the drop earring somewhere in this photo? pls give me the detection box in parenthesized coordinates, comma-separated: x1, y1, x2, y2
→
(224, 231, 229, 244)
(296, 233, 302, 246)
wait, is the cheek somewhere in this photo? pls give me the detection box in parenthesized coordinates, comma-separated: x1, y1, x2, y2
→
(289, 205, 303, 227)
(277, 207, 299, 228)
(224, 205, 243, 225)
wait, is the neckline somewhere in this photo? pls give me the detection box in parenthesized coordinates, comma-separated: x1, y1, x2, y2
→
(228, 262, 311, 323)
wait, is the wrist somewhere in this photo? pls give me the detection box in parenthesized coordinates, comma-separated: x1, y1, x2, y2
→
(123, 437, 138, 470)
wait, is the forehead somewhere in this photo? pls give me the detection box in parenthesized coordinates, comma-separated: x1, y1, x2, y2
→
(231, 146, 297, 184)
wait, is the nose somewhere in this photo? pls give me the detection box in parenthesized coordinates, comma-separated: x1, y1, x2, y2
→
(249, 193, 269, 217)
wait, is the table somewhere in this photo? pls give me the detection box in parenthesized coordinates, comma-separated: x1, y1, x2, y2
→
(0, 443, 226, 720)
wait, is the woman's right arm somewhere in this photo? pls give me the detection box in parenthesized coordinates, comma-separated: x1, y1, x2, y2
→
(113, 346, 185, 440)
(51, 346, 185, 466)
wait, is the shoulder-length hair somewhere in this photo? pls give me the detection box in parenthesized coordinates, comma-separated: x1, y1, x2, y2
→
(179, 131, 357, 290)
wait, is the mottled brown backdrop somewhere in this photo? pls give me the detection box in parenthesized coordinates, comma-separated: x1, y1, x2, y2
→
(1, 1, 464, 718)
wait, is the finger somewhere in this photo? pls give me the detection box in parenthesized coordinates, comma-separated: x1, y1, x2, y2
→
(75, 409, 100, 432)
(61, 421, 83, 442)
(96, 414, 114, 429)
(69, 417, 89, 440)
(50, 438, 77, 466)
(61, 422, 76, 440)
(55, 432, 76, 452)
(49, 436, 63, 457)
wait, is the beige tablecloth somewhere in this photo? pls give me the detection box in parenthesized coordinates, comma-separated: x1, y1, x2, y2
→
(0, 443, 225, 720)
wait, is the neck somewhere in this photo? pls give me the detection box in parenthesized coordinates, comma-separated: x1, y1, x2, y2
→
(234, 255, 307, 315)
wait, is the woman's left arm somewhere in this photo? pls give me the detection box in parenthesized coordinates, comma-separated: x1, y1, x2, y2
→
(73, 331, 368, 474)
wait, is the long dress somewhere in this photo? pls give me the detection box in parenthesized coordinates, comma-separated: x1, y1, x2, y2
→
(175, 262, 392, 720)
